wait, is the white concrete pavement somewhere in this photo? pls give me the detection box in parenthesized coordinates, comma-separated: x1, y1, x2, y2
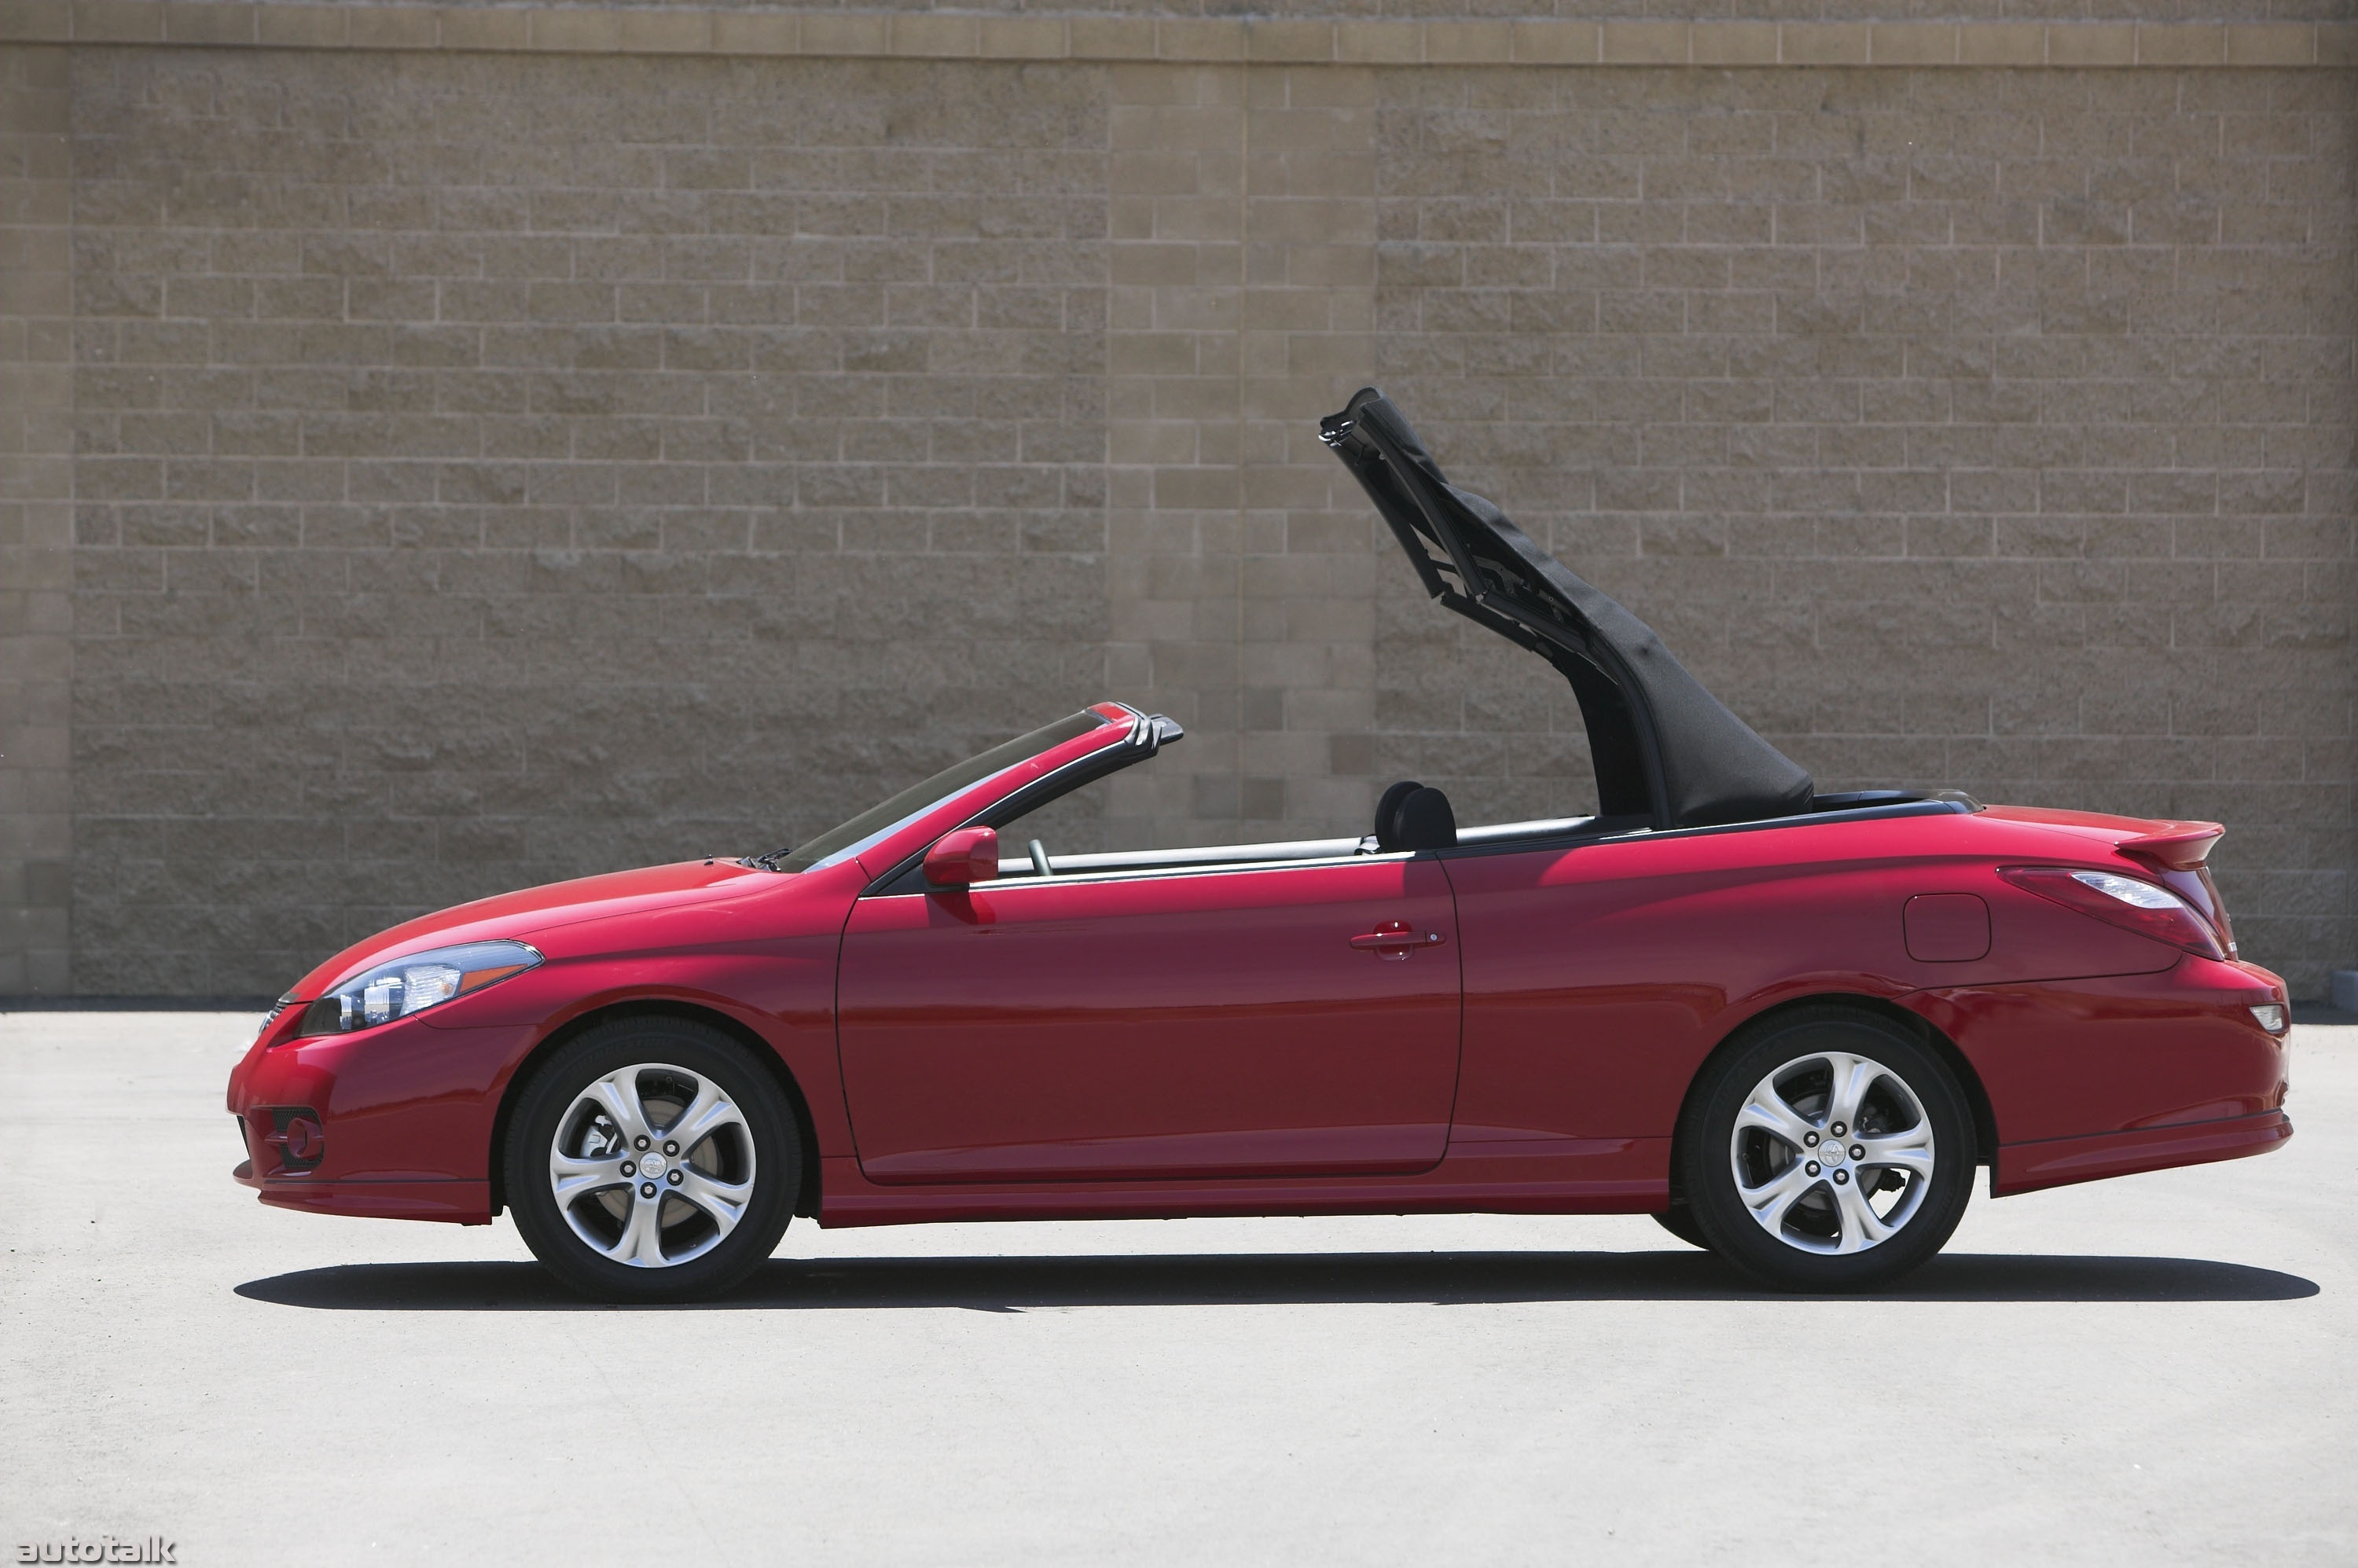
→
(2, 1010, 2352, 1566)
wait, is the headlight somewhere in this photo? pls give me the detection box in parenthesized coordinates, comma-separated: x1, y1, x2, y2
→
(296, 940, 542, 1037)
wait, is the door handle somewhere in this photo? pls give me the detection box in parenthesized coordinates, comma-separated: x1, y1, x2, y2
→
(1350, 920, 1445, 959)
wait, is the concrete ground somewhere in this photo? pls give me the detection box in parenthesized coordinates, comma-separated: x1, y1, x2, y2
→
(2, 1012, 2350, 1566)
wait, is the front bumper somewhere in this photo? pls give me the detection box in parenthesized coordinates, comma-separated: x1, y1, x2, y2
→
(230, 1159, 493, 1223)
(226, 1008, 534, 1225)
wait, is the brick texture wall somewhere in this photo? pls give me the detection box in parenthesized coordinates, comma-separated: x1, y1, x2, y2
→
(212, 0, 2358, 24)
(2, 20, 2350, 997)
(62, 50, 1112, 991)
(0, 46, 74, 996)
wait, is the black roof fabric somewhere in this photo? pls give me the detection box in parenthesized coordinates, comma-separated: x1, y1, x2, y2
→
(1321, 387, 1814, 830)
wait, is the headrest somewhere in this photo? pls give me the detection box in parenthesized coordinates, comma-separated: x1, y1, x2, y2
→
(1373, 780, 1423, 852)
(1392, 787, 1456, 853)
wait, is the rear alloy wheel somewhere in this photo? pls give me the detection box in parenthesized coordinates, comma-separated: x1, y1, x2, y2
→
(506, 1019, 799, 1303)
(1681, 1008, 1974, 1291)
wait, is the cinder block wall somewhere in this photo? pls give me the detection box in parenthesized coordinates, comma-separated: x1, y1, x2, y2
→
(0, 5, 2349, 997)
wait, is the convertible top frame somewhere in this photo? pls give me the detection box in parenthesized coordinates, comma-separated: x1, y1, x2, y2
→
(1321, 387, 1816, 832)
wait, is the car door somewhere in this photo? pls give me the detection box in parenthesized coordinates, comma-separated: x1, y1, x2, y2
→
(836, 855, 1461, 1183)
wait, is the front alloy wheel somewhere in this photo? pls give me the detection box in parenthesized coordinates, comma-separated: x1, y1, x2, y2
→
(549, 1063, 758, 1269)
(507, 1019, 799, 1302)
(1681, 1008, 1974, 1291)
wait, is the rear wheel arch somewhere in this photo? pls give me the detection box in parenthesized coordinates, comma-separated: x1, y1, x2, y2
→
(488, 999, 822, 1222)
(1665, 992, 1996, 1206)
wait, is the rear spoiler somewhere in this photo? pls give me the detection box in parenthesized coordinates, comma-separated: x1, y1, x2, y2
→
(2117, 821, 2223, 872)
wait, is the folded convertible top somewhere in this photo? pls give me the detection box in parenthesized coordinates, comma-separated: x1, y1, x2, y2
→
(1320, 387, 1814, 831)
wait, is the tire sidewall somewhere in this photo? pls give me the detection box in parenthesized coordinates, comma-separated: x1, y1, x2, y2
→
(1652, 1205, 1710, 1250)
(1684, 1010, 1974, 1292)
(505, 1019, 799, 1303)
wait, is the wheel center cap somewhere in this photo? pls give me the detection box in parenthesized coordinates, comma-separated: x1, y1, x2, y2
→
(1818, 1139, 1844, 1166)
(640, 1151, 667, 1178)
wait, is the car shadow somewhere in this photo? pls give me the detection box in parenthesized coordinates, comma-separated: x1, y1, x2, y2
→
(234, 1249, 2320, 1312)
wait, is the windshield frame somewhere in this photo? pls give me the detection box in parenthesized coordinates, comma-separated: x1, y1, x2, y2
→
(758, 710, 1123, 875)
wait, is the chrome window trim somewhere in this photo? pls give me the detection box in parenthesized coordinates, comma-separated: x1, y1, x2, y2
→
(1001, 835, 1372, 877)
(891, 847, 1416, 895)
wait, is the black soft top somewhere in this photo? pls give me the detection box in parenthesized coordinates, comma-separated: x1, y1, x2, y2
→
(1321, 387, 1814, 831)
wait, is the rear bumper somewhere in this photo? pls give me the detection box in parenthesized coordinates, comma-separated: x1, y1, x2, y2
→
(1993, 1109, 2292, 1197)
(1912, 956, 2292, 1181)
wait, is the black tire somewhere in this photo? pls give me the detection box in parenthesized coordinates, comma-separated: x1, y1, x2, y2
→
(1680, 1007, 1974, 1292)
(505, 1018, 800, 1303)
(1651, 1206, 1710, 1250)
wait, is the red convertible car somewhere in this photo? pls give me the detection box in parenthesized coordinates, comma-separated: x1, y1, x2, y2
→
(229, 389, 2293, 1300)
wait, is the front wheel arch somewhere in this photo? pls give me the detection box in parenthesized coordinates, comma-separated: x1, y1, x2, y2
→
(487, 999, 822, 1223)
(1664, 993, 1995, 1209)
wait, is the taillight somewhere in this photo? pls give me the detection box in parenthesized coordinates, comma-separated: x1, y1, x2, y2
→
(1998, 866, 2225, 960)
(2182, 865, 2236, 957)
(2115, 821, 2235, 956)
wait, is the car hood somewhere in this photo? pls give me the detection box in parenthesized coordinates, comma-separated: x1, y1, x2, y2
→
(286, 860, 779, 1000)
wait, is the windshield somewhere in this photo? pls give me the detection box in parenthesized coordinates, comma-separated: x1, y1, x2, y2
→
(762, 711, 1112, 873)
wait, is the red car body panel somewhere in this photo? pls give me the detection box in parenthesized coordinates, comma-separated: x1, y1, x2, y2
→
(837, 857, 1460, 1183)
(810, 1135, 1671, 1227)
(1915, 957, 2292, 1191)
(226, 707, 2293, 1232)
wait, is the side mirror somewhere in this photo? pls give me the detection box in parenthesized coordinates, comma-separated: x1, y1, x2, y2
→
(923, 827, 1000, 888)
